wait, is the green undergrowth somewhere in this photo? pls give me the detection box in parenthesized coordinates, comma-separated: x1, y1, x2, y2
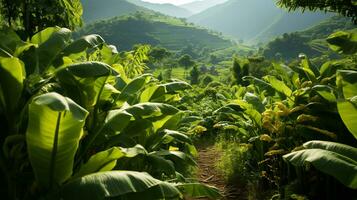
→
(214, 137, 279, 200)
(215, 139, 250, 183)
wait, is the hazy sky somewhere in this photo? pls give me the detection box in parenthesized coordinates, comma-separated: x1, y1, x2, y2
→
(142, 0, 198, 5)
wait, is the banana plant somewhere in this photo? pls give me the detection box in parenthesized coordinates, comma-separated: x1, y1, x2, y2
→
(283, 140, 357, 189)
(0, 27, 220, 200)
(208, 29, 357, 199)
(24, 92, 219, 199)
(336, 70, 357, 140)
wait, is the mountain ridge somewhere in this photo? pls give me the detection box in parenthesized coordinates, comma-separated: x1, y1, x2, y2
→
(188, 0, 333, 43)
(81, 0, 146, 23)
(128, 0, 192, 17)
(81, 0, 193, 23)
(180, 0, 228, 14)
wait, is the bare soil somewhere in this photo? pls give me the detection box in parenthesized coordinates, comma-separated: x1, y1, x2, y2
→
(192, 144, 246, 200)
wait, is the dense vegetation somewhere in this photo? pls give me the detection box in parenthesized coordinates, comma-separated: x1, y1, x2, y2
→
(78, 11, 233, 53)
(262, 16, 355, 60)
(1, 0, 356, 200)
(0, 0, 82, 37)
(0, 25, 223, 200)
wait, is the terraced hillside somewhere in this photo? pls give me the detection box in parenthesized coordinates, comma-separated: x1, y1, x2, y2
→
(79, 12, 234, 51)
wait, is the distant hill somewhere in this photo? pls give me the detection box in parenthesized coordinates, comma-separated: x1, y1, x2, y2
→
(128, 0, 192, 18)
(262, 16, 356, 60)
(180, 0, 228, 14)
(78, 12, 233, 54)
(81, 0, 145, 23)
(188, 0, 332, 43)
(81, 0, 191, 23)
(253, 11, 333, 42)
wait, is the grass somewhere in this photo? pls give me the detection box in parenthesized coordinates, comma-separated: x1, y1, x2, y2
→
(215, 139, 250, 183)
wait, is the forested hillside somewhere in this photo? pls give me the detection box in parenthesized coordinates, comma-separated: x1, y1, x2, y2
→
(78, 11, 233, 53)
(188, 0, 332, 43)
(263, 16, 355, 60)
(81, 0, 145, 23)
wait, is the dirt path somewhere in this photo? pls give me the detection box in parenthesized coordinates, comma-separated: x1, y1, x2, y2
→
(194, 144, 244, 200)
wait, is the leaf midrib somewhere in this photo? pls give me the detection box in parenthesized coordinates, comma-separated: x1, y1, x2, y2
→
(49, 112, 62, 188)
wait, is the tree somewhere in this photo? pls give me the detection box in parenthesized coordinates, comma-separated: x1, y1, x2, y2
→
(276, 0, 357, 23)
(0, 0, 83, 37)
(209, 54, 219, 65)
(178, 54, 195, 70)
(148, 47, 171, 68)
(190, 65, 199, 84)
(180, 44, 198, 58)
(232, 57, 249, 86)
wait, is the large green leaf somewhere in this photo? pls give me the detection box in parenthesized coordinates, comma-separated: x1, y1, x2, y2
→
(263, 75, 292, 97)
(151, 150, 197, 167)
(242, 76, 275, 95)
(56, 61, 118, 108)
(243, 92, 264, 113)
(336, 70, 357, 140)
(60, 34, 105, 58)
(26, 92, 88, 188)
(58, 61, 118, 78)
(147, 129, 192, 151)
(159, 112, 185, 131)
(117, 74, 151, 105)
(146, 154, 176, 176)
(60, 171, 182, 200)
(140, 85, 165, 103)
(271, 62, 294, 85)
(0, 57, 25, 113)
(337, 101, 357, 140)
(0, 28, 33, 56)
(31, 27, 64, 45)
(319, 60, 346, 79)
(104, 109, 133, 133)
(283, 141, 357, 189)
(176, 183, 222, 199)
(74, 145, 147, 178)
(82, 103, 179, 156)
(229, 100, 262, 126)
(337, 70, 357, 99)
(123, 103, 179, 119)
(327, 29, 357, 55)
(104, 103, 179, 136)
(303, 141, 357, 160)
(139, 80, 190, 103)
(161, 129, 192, 145)
(99, 44, 120, 65)
(300, 57, 318, 82)
(161, 80, 192, 93)
(31, 27, 72, 72)
(312, 85, 336, 103)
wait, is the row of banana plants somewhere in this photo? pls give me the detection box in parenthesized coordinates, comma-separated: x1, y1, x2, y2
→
(0, 27, 220, 199)
(206, 29, 357, 199)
